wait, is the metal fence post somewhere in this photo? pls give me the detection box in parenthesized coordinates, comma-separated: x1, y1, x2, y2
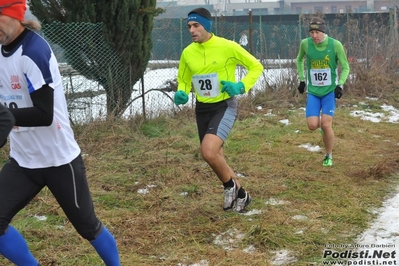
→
(141, 76, 146, 120)
(249, 10, 253, 54)
(180, 17, 183, 55)
(259, 14, 262, 57)
(298, 14, 301, 39)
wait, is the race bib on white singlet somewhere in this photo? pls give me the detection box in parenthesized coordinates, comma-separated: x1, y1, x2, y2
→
(12, 126, 35, 132)
(310, 68, 332, 86)
(192, 73, 220, 98)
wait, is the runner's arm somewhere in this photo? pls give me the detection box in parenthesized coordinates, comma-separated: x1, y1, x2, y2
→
(8, 84, 54, 127)
(296, 39, 308, 82)
(0, 104, 15, 148)
(334, 40, 350, 85)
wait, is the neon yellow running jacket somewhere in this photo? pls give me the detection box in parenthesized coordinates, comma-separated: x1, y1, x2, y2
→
(177, 34, 264, 103)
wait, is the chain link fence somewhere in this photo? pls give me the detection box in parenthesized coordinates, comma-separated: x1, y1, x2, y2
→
(40, 11, 398, 124)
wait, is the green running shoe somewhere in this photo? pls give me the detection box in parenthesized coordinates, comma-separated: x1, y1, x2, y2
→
(322, 155, 333, 166)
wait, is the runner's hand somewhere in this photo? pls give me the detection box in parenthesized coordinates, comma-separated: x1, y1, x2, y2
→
(221, 81, 245, 97)
(174, 90, 189, 105)
(335, 86, 343, 99)
(298, 81, 306, 94)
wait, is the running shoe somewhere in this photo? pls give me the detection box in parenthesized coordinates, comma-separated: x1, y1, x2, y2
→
(223, 180, 238, 211)
(322, 155, 333, 166)
(234, 192, 252, 213)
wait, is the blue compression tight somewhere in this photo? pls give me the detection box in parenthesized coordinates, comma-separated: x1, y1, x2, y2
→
(0, 225, 38, 266)
(90, 226, 120, 266)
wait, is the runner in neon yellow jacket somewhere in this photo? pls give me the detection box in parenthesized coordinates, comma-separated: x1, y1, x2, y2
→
(174, 7, 263, 213)
(177, 34, 264, 103)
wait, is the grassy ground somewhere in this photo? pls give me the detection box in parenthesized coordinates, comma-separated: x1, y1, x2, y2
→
(1, 79, 399, 265)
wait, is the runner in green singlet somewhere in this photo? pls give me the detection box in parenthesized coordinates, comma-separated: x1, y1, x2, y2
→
(296, 17, 350, 167)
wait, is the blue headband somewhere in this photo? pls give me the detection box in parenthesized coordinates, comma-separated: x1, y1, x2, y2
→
(187, 13, 212, 33)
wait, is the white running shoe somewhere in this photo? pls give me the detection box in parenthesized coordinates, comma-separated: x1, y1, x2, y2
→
(223, 180, 238, 211)
(234, 192, 252, 213)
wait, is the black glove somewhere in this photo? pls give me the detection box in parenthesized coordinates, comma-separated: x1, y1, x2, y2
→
(297, 82, 305, 94)
(335, 85, 343, 99)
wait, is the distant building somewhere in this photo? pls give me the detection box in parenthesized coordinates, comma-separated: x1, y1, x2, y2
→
(156, 0, 399, 17)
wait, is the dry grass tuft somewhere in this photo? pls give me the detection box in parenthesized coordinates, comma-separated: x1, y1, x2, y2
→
(352, 154, 399, 180)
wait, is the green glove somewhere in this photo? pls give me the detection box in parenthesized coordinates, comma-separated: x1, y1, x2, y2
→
(174, 90, 189, 105)
(221, 81, 245, 97)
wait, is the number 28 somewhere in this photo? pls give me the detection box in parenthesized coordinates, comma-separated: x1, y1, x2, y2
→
(199, 79, 212, 90)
